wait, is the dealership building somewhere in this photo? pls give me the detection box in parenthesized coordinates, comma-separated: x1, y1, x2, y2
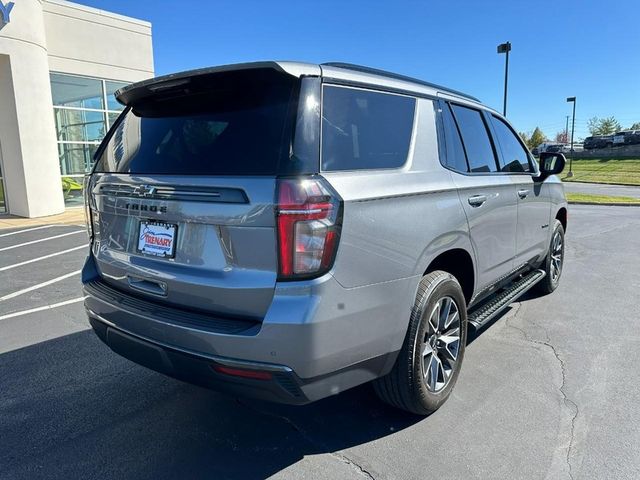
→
(0, 0, 153, 217)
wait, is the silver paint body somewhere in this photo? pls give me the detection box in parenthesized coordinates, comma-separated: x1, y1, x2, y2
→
(84, 62, 567, 401)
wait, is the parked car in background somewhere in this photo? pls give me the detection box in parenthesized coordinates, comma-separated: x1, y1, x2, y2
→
(613, 130, 640, 146)
(82, 61, 568, 415)
(560, 143, 583, 153)
(535, 142, 562, 155)
(584, 135, 614, 149)
(626, 131, 640, 145)
(546, 144, 563, 153)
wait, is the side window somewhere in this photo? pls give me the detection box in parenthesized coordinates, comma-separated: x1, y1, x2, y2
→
(490, 115, 531, 173)
(321, 85, 415, 171)
(439, 102, 468, 172)
(450, 104, 498, 173)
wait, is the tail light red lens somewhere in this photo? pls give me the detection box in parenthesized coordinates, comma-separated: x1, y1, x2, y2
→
(82, 174, 94, 240)
(277, 177, 342, 280)
(212, 365, 273, 381)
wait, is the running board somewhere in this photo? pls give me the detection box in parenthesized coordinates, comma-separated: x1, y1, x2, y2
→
(468, 269, 546, 329)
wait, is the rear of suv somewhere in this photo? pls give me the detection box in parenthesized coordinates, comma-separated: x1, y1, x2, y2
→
(83, 61, 568, 415)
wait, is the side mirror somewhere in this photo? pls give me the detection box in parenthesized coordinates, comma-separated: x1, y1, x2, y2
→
(539, 152, 566, 177)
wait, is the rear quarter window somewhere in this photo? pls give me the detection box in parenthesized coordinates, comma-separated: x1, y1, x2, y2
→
(321, 85, 416, 171)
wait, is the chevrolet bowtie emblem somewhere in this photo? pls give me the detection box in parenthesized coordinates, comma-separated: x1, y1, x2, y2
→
(133, 185, 156, 197)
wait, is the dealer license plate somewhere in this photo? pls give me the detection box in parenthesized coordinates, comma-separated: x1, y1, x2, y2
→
(137, 221, 177, 258)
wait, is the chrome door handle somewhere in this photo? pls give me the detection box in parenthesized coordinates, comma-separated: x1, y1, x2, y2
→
(468, 195, 487, 207)
(518, 189, 530, 199)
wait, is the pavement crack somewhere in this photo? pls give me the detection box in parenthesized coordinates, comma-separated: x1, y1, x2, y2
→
(505, 303, 579, 480)
(236, 398, 376, 479)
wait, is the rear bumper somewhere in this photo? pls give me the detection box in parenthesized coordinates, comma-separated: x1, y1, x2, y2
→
(88, 314, 311, 404)
(82, 254, 416, 403)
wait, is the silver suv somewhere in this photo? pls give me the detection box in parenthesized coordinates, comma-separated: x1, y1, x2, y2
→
(82, 61, 567, 415)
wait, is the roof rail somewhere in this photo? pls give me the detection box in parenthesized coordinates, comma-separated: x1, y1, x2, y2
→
(321, 62, 480, 102)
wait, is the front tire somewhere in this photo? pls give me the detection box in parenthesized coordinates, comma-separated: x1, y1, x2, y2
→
(373, 271, 467, 415)
(536, 219, 565, 294)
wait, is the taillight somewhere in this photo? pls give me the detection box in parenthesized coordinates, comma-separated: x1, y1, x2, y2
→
(276, 177, 342, 280)
(82, 174, 94, 240)
(212, 365, 272, 381)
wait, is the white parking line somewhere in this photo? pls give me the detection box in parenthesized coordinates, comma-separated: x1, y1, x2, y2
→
(0, 297, 86, 321)
(0, 230, 85, 252)
(0, 225, 55, 238)
(0, 270, 81, 302)
(0, 245, 87, 272)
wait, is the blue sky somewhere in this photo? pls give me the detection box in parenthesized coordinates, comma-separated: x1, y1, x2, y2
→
(81, 0, 640, 141)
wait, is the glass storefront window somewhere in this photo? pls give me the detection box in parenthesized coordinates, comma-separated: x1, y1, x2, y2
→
(61, 176, 85, 207)
(58, 143, 98, 176)
(50, 73, 129, 206)
(105, 81, 128, 111)
(51, 73, 104, 110)
(108, 112, 121, 128)
(54, 108, 106, 143)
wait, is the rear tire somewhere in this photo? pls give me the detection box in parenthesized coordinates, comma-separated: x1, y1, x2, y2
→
(536, 219, 565, 295)
(373, 271, 467, 415)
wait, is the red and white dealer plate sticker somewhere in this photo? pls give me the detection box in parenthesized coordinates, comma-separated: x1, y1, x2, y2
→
(137, 221, 177, 258)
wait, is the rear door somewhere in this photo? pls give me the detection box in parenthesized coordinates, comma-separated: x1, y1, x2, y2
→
(440, 101, 518, 292)
(487, 113, 550, 266)
(88, 67, 307, 319)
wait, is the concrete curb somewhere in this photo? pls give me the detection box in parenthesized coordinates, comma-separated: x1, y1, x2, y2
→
(0, 208, 85, 230)
(562, 180, 640, 187)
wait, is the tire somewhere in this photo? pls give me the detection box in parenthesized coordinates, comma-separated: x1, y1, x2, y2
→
(373, 271, 467, 415)
(536, 219, 565, 294)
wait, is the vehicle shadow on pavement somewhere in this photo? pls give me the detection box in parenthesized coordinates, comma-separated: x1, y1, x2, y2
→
(0, 330, 422, 480)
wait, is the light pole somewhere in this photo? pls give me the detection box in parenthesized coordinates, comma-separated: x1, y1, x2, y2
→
(565, 115, 569, 143)
(566, 96, 576, 177)
(497, 42, 511, 116)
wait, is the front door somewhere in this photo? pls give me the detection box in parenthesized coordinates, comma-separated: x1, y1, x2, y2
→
(486, 113, 550, 267)
(513, 176, 551, 265)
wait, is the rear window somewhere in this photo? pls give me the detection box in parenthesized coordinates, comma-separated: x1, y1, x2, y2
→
(321, 85, 415, 171)
(94, 70, 297, 175)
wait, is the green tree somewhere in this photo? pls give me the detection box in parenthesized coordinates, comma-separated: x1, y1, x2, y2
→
(519, 131, 530, 147)
(629, 122, 640, 130)
(588, 116, 622, 135)
(528, 127, 547, 150)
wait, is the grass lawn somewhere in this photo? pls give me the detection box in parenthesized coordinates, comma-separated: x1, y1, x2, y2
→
(566, 192, 640, 205)
(561, 158, 640, 185)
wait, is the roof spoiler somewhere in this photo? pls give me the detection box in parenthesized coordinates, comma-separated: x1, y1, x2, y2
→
(115, 61, 292, 107)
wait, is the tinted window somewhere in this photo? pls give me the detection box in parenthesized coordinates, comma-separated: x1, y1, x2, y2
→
(490, 115, 531, 172)
(439, 103, 468, 172)
(451, 105, 497, 173)
(94, 72, 296, 175)
(321, 86, 415, 171)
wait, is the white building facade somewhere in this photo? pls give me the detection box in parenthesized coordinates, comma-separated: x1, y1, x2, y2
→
(0, 0, 153, 217)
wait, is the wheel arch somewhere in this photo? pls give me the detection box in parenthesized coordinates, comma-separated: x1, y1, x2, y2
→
(556, 207, 567, 232)
(424, 248, 475, 305)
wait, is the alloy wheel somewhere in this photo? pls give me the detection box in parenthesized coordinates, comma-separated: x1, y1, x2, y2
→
(421, 296, 461, 393)
(550, 230, 563, 283)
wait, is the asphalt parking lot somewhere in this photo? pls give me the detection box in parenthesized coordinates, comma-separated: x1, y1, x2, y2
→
(1, 205, 639, 480)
